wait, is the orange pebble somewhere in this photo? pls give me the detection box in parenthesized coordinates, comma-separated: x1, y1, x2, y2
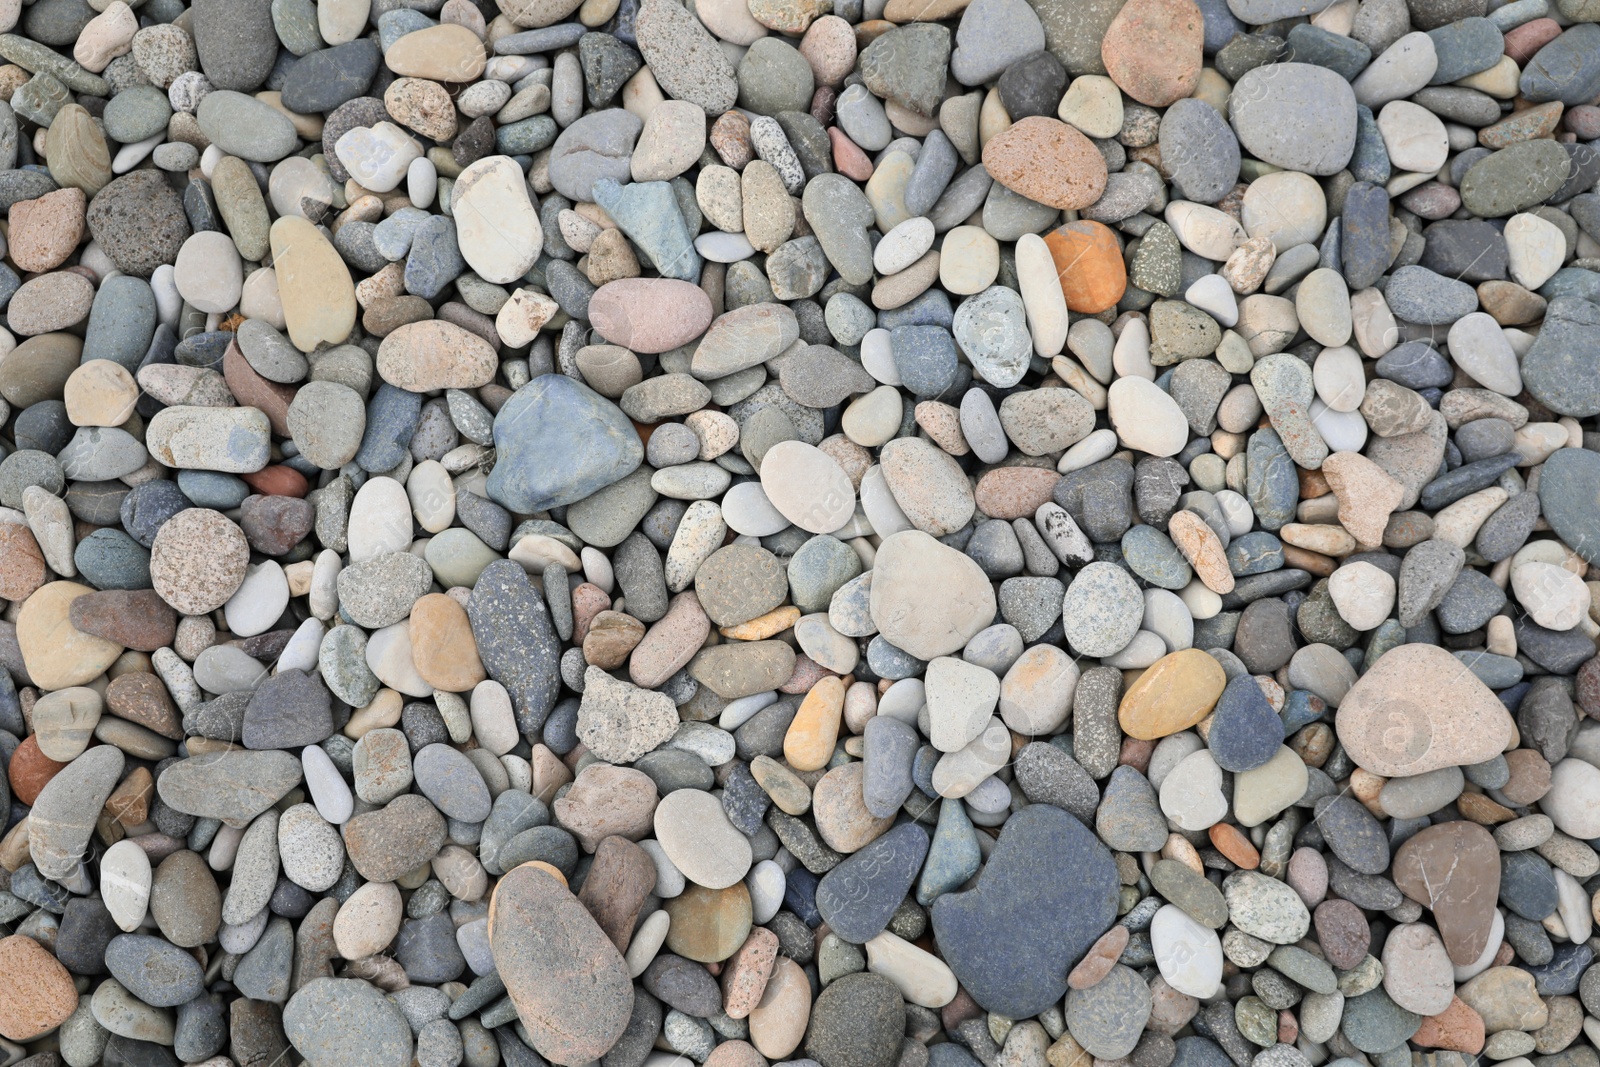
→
(241, 465, 309, 497)
(1209, 823, 1260, 869)
(1411, 997, 1486, 1054)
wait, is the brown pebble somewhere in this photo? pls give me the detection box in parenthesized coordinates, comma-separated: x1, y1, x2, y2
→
(1067, 925, 1129, 990)
(575, 834, 658, 954)
(1314, 897, 1371, 970)
(69, 588, 178, 651)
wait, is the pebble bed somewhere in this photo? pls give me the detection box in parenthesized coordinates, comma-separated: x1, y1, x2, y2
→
(0, 0, 1599, 1065)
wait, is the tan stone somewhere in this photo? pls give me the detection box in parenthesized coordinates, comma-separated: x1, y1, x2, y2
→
(489, 863, 635, 1065)
(748, 955, 811, 1058)
(376, 319, 497, 391)
(269, 216, 357, 353)
(1336, 643, 1514, 777)
(63, 358, 138, 426)
(384, 24, 487, 82)
(1321, 451, 1406, 547)
(1168, 510, 1235, 594)
(17, 581, 124, 689)
(663, 882, 753, 963)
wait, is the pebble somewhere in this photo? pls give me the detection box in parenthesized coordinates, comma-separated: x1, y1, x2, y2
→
(0, 0, 1592, 1064)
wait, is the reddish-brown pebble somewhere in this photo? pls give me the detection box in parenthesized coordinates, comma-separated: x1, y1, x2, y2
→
(1100, 0, 1204, 106)
(1392, 820, 1501, 966)
(9, 734, 68, 805)
(1209, 823, 1260, 868)
(241, 465, 309, 497)
(981, 117, 1107, 211)
(576, 835, 658, 953)
(1503, 18, 1560, 63)
(0, 523, 47, 602)
(828, 128, 873, 181)
(1314, 898, 1371, 970)
(223, 342, 295, 436)
(1412, 997, 1486, 1053)
(105, 766, 155, 826)
(106, 671, 183, 739)
(69, 588, 178, 651)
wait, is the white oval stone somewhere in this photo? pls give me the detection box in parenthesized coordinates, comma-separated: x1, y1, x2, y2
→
(653, 788, 753, 889)
(1327, 560, 1396, 631)
(335, 122, 421, 193)
(101, 838, 152, 933)
(347, 477, 414, 562)
(1158, 749, 1228, 831)
(759, 440, 855, 534)
(1313, 345, 1365, 412)
(746, 859, 785, 924)
(366, 620, 433, 697)
(1511, 560, 1589, 631)
(938, 225, 999, 295)
(1151, 904, 1223, 998)
(864, 930, 958, 1008)
(1108, 377, 1187, 456)
(1447, 312, 1521, 396)
(875, 216, 935, 275)
(1185, 274, 1238, 327)
(722, 480, 791, 537)
(173, 231, 243, 314)
(224, 561, 290, 638)
(1377, 99, 1448, 174)
(1016, 232, 1069, 357)
(1504, 212, 1565, 291)
(302, 743, 354, 824)
(452, 155, 541, 284)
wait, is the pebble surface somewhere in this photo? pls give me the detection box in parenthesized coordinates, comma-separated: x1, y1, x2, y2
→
(0, 0, 1599, 1065)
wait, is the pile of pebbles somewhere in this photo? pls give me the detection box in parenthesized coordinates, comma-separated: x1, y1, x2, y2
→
(2, 0, 1600, 1062)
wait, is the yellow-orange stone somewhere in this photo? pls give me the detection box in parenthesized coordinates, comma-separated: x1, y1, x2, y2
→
(1118, 648, 1227, 740)
(1045, 221, 1127, 314)
(783, 675, 844, 772)
(409, 592, 486, 692)
(980, 117, 1108, 211)
(0, 933, 78, 1040)
(721, 606, 801, 641)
